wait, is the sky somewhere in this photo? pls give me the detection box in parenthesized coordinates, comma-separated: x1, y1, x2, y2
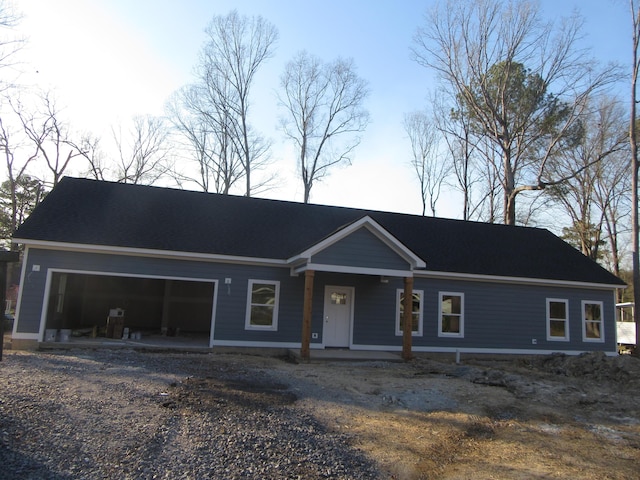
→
(11, 0, 634, 220)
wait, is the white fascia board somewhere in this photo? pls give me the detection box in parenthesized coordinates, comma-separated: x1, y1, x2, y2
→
(416, 269, 624, 290)
(287, 215, 426, 268)
(293, 262, 413, 278)
(13, 239, 288, 268)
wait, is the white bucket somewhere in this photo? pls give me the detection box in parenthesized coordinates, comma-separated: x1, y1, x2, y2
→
(44, 329, 57, 342)
(59, 329, 71, 342)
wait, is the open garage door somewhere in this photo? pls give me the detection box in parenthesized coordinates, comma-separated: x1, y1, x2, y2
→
(44, 272, 216, 347)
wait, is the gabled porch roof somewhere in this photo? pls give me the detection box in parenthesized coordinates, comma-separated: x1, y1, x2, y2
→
(288, 216, 426, 277)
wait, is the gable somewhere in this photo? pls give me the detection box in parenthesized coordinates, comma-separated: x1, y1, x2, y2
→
(310, 227, 411, 271)
(288, 216, 426, 276)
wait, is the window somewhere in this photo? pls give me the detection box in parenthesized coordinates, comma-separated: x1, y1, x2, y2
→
(439, 292, 464, 337)
(331, 292, 348, 305)
(582, 300, 604, 342)
(396, 289, 423, 336)
(546, 299, 569, 341)
(245, 280, 280, 331)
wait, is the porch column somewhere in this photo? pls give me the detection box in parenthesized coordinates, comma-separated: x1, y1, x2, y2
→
(402, 276, 414, 361)
(300, 269, 315, 361)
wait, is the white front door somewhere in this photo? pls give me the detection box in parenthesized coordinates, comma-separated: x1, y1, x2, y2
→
(323, 286, 353, 347)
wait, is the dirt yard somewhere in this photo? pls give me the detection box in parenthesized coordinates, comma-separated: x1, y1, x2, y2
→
(1, 347, 639, 479)
(294, 351, 640, 479)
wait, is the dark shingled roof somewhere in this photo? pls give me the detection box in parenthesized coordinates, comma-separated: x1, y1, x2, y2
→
(13, 177, 624, 286)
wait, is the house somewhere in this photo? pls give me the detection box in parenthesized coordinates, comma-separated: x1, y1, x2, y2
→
(10, 177, 625, 358)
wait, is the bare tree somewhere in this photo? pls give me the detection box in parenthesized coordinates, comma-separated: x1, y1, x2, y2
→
(166, 84, 244, 194)
(0, 94, 40, 242)
(629, 0, 640, 352)
(111, 116, 172, 185)
(546, 96, 629, 260)
(278, 51, 370, 203)
(595, 146, 631, 289)
(200, 10, 278, 196)
(74, 132, 106, 181)
(433, 90, 482, 220)
(413, 0, 621, 225)
(12, 91, 84, 186)
(403, 111, 447, 216)
(0, 0, 24, 91)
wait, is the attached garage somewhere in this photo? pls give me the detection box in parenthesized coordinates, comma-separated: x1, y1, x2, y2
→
(44, 271, 216, 346)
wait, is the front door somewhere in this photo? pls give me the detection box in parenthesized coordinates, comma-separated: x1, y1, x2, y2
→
(323, 286, 353, 347)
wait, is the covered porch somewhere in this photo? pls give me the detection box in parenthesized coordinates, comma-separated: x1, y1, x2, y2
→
(287, 216, 427, 361)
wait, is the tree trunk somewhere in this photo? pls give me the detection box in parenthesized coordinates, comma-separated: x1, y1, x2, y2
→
(631, 2, 640, 355)
(504, 151, 516, 225)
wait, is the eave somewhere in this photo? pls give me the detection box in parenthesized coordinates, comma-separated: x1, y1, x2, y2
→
(417, 269, 625, 290)
(13, 238, 289, 268)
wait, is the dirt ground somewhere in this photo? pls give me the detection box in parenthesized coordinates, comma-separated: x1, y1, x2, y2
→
(273, 351, 640, 479)
(2, 347, 640, 479)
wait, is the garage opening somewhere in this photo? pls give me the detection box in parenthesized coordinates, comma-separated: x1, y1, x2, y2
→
(44, 272, 215, 347)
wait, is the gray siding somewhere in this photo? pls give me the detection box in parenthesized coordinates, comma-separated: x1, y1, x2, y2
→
(17, 248, 305, 345)
(350, 276, 617, 353)
(16, 247, 618, 353)
(311, 228, 410, 270)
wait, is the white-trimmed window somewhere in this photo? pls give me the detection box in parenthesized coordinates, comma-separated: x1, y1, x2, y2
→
(245, 280, 280, 331)
(396, 289, 423, 336)
(546, 299, 569, 341)
(439, 292, 464, 337)
(582, 300, 604, 342)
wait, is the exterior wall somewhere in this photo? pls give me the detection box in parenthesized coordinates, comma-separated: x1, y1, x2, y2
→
(311, 228, 409, 270)
(15, 247, 618, 354)
(14, 248, 306, 348)
(348, 275, 618, 354)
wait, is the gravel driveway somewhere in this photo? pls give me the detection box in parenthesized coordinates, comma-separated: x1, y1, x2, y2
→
(0, 349, 380, 480)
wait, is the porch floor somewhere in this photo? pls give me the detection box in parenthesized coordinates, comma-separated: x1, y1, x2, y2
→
(289, 348, 403, 362)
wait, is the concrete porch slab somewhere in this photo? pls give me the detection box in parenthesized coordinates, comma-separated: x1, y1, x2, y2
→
(288, 348, 403, 362)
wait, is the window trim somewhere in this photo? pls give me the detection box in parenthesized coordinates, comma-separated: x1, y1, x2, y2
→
(245, 279, 280, 331)
(581, 300, 605, 343)
(546, 298, 570, 341)
(438, 291, 464, 338)
(395, 289, 424, 336)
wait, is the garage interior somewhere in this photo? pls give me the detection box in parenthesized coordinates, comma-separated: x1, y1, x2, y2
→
(44, 272, 215, 347)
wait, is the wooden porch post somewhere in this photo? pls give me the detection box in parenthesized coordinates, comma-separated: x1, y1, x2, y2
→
(300, 270, 315, 361)
(402, 276, 414, 361)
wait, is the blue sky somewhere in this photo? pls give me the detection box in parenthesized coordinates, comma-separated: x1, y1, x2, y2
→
(15, 0, 632, 219)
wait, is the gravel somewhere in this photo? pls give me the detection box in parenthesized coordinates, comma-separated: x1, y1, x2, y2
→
(0, 349, 381, 479)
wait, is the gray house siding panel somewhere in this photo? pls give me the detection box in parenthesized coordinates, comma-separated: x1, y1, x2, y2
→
(311, 228, 410, 270)
(213, 270, 304, 343)
(351, 276, 396, 344)
(14, 250, 49, 334)
(17, 248, 306, 344)
(349, 276, 617, 353)
(17, 247, 618, 353)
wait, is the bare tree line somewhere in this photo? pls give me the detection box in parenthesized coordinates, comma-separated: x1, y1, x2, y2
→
(404, 0, 633, 291)
(0, 0, 637, 295)
(0, 7, 370, 239)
